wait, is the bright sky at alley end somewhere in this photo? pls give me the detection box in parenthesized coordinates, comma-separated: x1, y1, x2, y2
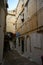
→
(8, 0, 19, 10)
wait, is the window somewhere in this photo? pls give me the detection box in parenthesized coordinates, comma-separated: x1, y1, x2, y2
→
(21, 14, 24, 23)
(25, 0, 29, 6)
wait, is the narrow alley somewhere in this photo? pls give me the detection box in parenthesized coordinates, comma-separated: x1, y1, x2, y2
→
(0, 0, 43, 65)
(2, 50, 38, 65)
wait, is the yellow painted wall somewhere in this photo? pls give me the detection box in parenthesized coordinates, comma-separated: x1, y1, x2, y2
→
(6, 11, 16, 34)
(16, 0, 43, 35)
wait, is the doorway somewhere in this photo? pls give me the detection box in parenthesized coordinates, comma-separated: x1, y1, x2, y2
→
(26, 35, 31, 57)
(21, 37, 24, 54)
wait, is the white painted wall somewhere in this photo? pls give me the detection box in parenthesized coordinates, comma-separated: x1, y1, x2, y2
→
(29, 32, 43, 65)
(16, 33, 43, 65)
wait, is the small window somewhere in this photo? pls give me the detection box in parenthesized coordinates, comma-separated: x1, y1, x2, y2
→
(21, 18, 24, 23)
(21, 14, 24, 23)
(25, 0, 29, 7)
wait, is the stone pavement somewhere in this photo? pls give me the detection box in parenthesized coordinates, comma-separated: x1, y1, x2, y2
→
(2, 50, 39, 65)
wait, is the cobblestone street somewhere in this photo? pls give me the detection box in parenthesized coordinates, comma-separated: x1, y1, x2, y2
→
(2, 50, 39, 65)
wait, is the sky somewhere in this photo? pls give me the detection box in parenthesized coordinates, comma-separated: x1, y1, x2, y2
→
(8, 0, 19, 10)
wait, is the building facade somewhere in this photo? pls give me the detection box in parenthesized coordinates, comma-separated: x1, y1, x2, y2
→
(15, 0, 43, 65)
(0, 0, 8, 63)
(6, 10, 16, 34)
